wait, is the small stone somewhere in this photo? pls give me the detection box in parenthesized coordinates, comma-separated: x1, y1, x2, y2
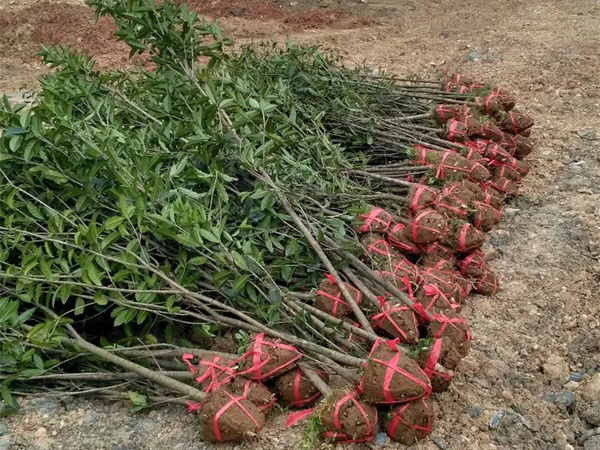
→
(578, 130, 598, 141)
(433, 437, 450, 449)
(35, 427, 47, 439)
(553, 391, 576, 408)
(375, 432, 388, 446)
(570, 372, 584, 382)
(582, 404, 600, 427)
(489, 410, 504, 428)
(0, 424, 7, 436)
(0, 435, 10, 450)
(580, 374, 600, 402)
(230, 5, 246, 16)
(584, 436, 600, 450)
(468, 406, 483, 418)
(467, 51, 481, 62)
(543, 355, 570, 382)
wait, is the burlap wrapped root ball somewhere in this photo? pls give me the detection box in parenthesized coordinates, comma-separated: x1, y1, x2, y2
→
(360, 341, 431, 404)
(239, 333, 301, 381)
(319, 390, 378, 443)
(276, 368, 329, 408)
(386, 397, 434, 445)
(200, 389, 265, 442)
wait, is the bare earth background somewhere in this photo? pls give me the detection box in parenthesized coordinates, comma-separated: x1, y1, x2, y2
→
(0, 0, 599, 449)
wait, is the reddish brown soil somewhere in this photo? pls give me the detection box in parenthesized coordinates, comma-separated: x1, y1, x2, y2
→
(0, 0, 375, 69)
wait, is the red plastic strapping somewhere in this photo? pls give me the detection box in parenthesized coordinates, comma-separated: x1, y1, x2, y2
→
(213, 390, 262, 442)
(286, 409, 314, 427)
(423, 338, 453, 381)
(366, 238, 392, 257)
(387, 398, 433, 436)
(473, 202, 501, 229)
(388, 223, 420, 253)
(358, 208, 393, 233)
(446, 119, 465, 142)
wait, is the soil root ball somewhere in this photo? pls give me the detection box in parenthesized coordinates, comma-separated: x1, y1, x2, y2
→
(276, 368, 329, 408)
(435, 192, 469, 220)
(392, 257, 420, 285)
(361, 232, 395, 264)
(418, 338, 455, 392)
(200, 389, 265, 442)
(228, 377, 276, 414)
(460, 250, 490, 279)
(371, 300, 420, 344)
(386, 397, 434, 444)
(183, 353, 235, 392)
(427, 313, 472, 369)
(498, 110, 534, 135)
(472, 201, 502, 231)
(489, 177, 519, 197)
(405, 209, 447, 245)
(355, 207, 393, 234)
(419, 242, 456, 268)
(474, 267, 499, 295)
(315, 274, 362, 318)
(360, 340, 431, 404)
(239, 333, 301, 381)
(514, 135, 534, 159)
(319, 390, 378, 442)
(388, 223, 421, 254)
(443, 220, 485, 254)
(407, 184, 439, 213)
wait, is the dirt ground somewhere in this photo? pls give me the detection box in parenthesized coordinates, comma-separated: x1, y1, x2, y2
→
(1, 0, 600, 449)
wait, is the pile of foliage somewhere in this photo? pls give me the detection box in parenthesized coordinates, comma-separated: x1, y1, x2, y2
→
(0, 0, 535, 446)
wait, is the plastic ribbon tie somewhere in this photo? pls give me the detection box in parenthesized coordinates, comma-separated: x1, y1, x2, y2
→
(285, 409, 314, 427)
(330, 391, 376, 442)
(423, 338, 453, 381)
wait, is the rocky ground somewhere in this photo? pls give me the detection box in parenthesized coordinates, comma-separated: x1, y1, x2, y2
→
(1, 0, 600, 449)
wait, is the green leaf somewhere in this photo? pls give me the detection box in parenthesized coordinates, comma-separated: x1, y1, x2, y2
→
(232, 274, 250, 292)
(39, 259, 54, 280)
(104, 216, 125, 230)
(85, 262, 103, 286)
(94, 291, 108, 306)
(3, 126, 26, 138)
(74, 298, 86, 316)
(231, 251, 248, 270)
(212, 270, 231, 287)
(198, 229, 220, 243)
